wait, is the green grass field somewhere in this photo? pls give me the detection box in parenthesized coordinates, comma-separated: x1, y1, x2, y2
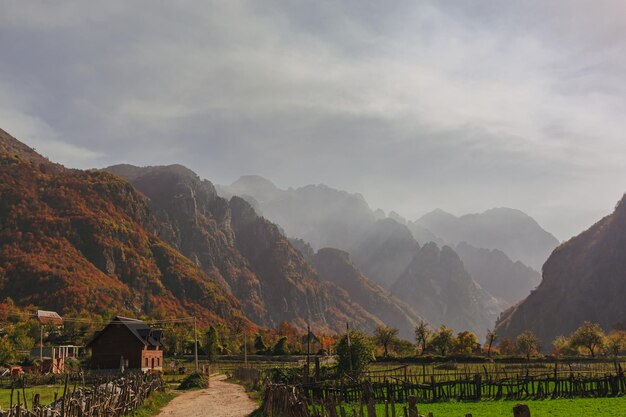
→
(0, 385, 64, 409)
(131, 391, 177, 417)
(337, 397, 626, 417)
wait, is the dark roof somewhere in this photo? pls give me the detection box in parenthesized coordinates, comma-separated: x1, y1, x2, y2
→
(85, 316, 163, 348)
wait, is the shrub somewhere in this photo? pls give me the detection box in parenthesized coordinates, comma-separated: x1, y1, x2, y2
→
(177, 372, 209, 390)
(335, 330, 374, 378)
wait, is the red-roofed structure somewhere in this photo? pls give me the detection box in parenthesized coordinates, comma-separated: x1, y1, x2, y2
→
(36, 310, 64, 325)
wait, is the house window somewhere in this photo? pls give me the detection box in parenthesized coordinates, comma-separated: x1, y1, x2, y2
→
(151, 358, 155, 369)
(145, 358, 149, 368)
(156, 358, 160, 367)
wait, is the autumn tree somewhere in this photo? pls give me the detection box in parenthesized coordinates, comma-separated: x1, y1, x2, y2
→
(414, 320, 431, 356)
(516, 331, 539, 360)
(430, 325, 454, 356)
(454, 331, 479, 356)
(485, 329, 497, 358)
(335, 330, 374, 377)
(605, 331, 626, 357)
(8, 322, 36, 352)
(498, 338, 517, 356)
(569, 321, 605, 357)
(552, 336, 571, 358)
(164, 324, 192, 356)
(0, 337, 15, 366)
(374, 325, 399, 357)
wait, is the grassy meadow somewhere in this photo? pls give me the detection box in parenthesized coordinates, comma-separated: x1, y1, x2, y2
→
(0, 385, 64, 410)
(339, 397, 626, 417)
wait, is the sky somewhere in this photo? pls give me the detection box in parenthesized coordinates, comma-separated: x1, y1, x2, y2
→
(1, 1, 626, 241)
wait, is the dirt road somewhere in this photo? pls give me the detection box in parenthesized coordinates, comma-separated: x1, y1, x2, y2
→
(156, 375, 258, 417)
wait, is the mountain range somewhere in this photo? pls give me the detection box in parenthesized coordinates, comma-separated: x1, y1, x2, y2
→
(104, 163, 420, 336)
(0, 128, 418, 335)
(219, 176, 551, 337)
(5, 126, 606, 345)
(412, 208, 559, 271)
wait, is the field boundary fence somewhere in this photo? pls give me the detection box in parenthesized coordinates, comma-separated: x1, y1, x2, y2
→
(262, 383, 534, 417)
(256, 361, 626, 416)
(0, 372, 163, 417)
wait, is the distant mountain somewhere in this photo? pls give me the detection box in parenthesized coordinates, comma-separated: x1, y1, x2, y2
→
(414, 208, 559, 270)
(455, 242, 541, 305)
(391, 243, 507, 339)
(495, 193, 626, 347)
(105, 164, 391, 334)
(406, 222, 446, 247)
(311, 248, 422, 339)
(218, 177, 377, 252)
(350, 219, 419, 289)
(220, 176, 509, 336)
(0, 129, 246, 326)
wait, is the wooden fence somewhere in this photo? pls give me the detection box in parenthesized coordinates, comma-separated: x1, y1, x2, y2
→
(300, 370, 626, 403)
(259, 363, 626, 416)
(0, 373, 163, 417)
(262, 384, 533, 417)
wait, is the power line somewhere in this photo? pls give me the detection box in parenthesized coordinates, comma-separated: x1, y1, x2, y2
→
(0, 307, 197, 326)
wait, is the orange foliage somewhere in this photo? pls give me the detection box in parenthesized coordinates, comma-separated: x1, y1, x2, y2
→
(0, 148, 246, 328)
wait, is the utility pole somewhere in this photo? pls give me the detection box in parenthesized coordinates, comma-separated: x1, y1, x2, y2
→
(193, 316, 199, 373)
(306, 323, 311, 383)
(347, 322, 353, 376)
(307, 324, 311, 363)
(40, 324, 43, 365)
(244, 329, 248, 367)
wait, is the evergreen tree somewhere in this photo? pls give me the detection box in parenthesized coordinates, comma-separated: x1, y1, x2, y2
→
(205, 326, 219, 363)
(254, 334, 268, 354)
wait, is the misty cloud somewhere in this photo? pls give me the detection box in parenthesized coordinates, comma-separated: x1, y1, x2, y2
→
(1, 0, 626, 239)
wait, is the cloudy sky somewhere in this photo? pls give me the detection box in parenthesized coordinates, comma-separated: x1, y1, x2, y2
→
(2, 1, 626, 240)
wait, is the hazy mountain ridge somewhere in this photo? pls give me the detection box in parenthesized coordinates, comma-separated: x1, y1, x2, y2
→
(414, 208, 559, 271)
(105, 164, 405, 334)
(495, 193, 626, 347)
(455, 242, 541, 305)
(219, 175, 511, 336)
(218, 176, 378, 252)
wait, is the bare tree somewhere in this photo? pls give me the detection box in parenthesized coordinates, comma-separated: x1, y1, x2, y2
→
(516, 330, 539, 360)
(414, 320, 431, 355)
(374, 325, 399, 357)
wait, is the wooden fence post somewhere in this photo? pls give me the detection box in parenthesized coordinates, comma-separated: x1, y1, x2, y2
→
(513, 404, 530, 417)
(407, 396, 418, 417)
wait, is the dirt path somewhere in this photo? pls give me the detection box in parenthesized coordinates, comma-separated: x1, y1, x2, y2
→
(156, 375, 258, 417)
